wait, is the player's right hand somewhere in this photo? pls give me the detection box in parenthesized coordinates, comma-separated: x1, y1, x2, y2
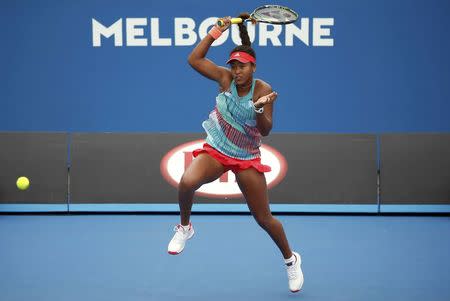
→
(217, 16, 232, 32)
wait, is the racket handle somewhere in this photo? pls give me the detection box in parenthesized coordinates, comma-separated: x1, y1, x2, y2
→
(217, 18, 243, 27)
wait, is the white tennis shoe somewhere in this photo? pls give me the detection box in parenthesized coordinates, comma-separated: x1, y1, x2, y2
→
(167, 223, 194, 255)
(286, 251, 304, 292)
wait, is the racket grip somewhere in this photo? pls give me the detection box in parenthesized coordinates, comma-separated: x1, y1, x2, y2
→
(217, 18, 243, 27)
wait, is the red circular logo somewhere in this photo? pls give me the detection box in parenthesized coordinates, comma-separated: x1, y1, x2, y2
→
(160, 140, 287, 198)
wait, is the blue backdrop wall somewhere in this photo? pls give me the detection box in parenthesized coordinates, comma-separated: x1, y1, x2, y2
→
(2, 0, 450, 133)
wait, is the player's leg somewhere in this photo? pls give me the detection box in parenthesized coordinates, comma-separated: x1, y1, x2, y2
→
(168, 153, 225, 255)
(178, 153, 225, 225)
(236, 168, 304, 292)
(235, 168, 292, 258)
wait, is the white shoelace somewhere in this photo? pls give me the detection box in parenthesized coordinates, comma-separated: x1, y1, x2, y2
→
(286, 264, 298, 280)
(286, 255, 299, 280)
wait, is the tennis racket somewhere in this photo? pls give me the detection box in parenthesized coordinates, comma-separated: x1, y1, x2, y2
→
(217, 5, 298, 26)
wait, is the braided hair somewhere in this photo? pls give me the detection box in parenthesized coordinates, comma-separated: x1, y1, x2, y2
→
(230, 13, 256, 61)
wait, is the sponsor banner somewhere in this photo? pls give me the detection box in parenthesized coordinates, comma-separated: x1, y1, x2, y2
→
(2, 132, 448, 213)
(3, 0, 450, 132)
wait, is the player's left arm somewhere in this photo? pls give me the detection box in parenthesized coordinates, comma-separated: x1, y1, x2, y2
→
(254, 81, 277, 136)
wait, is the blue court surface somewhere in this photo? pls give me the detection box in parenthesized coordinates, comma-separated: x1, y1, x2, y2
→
(1, 214, 449, 301)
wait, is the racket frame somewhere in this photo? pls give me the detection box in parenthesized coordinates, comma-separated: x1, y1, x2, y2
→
(217, 5, 298, 26)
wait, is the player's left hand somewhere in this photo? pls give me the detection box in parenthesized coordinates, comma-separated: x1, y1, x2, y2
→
(254, 91, 277, 109)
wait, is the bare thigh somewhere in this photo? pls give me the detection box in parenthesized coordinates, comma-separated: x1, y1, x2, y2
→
(235, 168, 271, 219)
(180, 153, 226, 190)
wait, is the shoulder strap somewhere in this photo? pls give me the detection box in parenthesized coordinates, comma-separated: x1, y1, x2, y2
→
(250, 79, 257, 96)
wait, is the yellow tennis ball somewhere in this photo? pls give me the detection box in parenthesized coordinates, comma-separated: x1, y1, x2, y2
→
(16, 176, 30, 190)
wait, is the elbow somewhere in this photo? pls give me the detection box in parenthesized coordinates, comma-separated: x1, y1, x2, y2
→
(261, 130, 271, 137)
(187, 56, 201, 70)
(259, 125, 272, 137)
(187, 51, 197, 67)
(187, 55, 194, 67)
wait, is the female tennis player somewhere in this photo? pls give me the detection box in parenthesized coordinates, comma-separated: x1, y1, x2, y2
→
(167, 14, 303, 293)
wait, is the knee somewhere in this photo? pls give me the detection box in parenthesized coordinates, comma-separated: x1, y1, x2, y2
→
(254, 214, 276, 230)
(178, 175, 200, 193)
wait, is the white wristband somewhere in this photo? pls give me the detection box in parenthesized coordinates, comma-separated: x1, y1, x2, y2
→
(253, 104, 264, 114)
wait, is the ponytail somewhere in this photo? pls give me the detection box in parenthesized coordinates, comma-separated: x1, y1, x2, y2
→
(230, 13, 256, 60)
(237, 13, 251, 46)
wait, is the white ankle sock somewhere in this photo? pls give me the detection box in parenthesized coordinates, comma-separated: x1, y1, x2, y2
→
(180, 223, 190, 230)
(284, 254, 296, 265)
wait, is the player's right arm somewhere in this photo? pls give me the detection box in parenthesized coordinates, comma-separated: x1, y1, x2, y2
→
(187, 17, 232, 91)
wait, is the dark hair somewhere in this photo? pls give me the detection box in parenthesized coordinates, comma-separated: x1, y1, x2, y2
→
(230, 13, 256, 60)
